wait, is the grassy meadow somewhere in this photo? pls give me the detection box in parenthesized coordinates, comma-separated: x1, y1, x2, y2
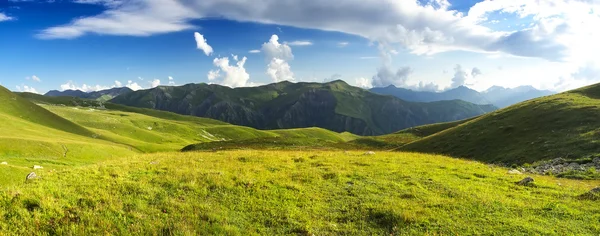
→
(1, 150, 599, 235)
(2, 86, 600, 234)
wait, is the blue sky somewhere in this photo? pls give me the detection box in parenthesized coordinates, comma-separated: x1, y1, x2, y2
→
(1, 0, 599, 94)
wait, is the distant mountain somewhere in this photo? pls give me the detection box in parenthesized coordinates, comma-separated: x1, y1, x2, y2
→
(45, 87, 133, 102)
(371, 85, 554, 108)
(110, 80, 496, 135)
(370, 85, 490, 105)
(482, 85, 554, 108)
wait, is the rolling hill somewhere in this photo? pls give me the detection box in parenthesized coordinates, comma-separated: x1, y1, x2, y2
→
(0, 86, 137, 185)
(371, 84, 554, 108)
(401, 83, 600, 164)
(110, 80, 496, 135)
(17, 92, 358, 153)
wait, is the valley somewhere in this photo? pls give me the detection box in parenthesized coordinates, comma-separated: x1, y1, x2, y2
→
(0, 82, 599, 234)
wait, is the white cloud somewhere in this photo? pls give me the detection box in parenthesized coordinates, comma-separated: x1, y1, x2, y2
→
(168, 76, 175, 85)
(37, 0, 600, 64)
(286, 40, 313, 46)
(0, 13, 14, 22)
(151, 79, 160, 88)
(338, 42, 349, 47)
(194, 32, 213, 56)
(354, 77, 372, 88)
(26, 75, 41, 82)
(207, 70, 220, 81)
(371, 66, 413, 88)
(248, 49, 261, 53)
(261, 35, 293, 61)
(73, 0, 123, 7)
(261, 35, 295, 82)
(208, 55, 250, 87)
(60, 81, 110, 92)
(16, 85, 39, 94)
(125, 80, 143, 90)
(60, 80, 142, 92)
(267, 58, 294, 83)
(38, 0, 197, 39)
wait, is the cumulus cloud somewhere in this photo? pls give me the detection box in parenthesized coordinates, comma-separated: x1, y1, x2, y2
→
(61, 81, 110, 92)
(371, 66, 413, 88)
(262, 35, 293, 61)
(261, 35, 295, 82)
(248, 49, 260, 53)
(151, 79, 161, 88)
(125, 80, 143, 90)
(354, 77, 372, 88)
(194, 32, 213, 56)
(60, 80, 144, 92)
(16, 85, 39, 94)
(168, 76, 175, 85)
(450, 64, 482, 88)
(338, 42, 349, 47)
(207, 55, 250, 87)
(451, 65, 469, 88)
(267, 58, 294, 83)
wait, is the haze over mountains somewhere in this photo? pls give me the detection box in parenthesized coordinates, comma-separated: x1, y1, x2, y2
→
(371, 85, 554, 108)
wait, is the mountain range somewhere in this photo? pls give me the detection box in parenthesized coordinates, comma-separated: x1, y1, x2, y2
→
(370, 85, 554, 108)
(108, 80, 495, 135)
(45, 87, 133, 102)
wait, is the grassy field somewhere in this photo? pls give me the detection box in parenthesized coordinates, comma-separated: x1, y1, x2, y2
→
(1, 150, 598, 235)
(402, 83, 600, 165)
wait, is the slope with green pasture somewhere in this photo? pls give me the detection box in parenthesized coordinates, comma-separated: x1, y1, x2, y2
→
(402, 83, 600, 164)
(1, 150, 598, 234)
(0, 87, 136, 186)
(19, 92, 359, 152)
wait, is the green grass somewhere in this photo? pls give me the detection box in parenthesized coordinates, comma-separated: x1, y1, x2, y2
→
(402, 83, 600, 165)
(0, 87, 137, 186)
(1, 150, 598, 234)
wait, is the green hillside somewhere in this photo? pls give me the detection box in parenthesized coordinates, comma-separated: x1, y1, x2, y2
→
(110, 81, 496, 135)
(1, 150, 598, 234)
(0, 87, 137, 186)
(402, 83, 600, 164)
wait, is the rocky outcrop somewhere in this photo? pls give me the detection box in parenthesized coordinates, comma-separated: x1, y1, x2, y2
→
(524, 158, 600, 176)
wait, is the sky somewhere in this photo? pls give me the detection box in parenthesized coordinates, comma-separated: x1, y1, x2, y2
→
(1, 0, 600, 94)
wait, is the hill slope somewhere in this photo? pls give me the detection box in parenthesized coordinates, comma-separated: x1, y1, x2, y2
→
(110, 80, 496, 135)
(18, 92, 357, 152)
(0, 86, 136, 185)
(401, 83, 600, 164)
